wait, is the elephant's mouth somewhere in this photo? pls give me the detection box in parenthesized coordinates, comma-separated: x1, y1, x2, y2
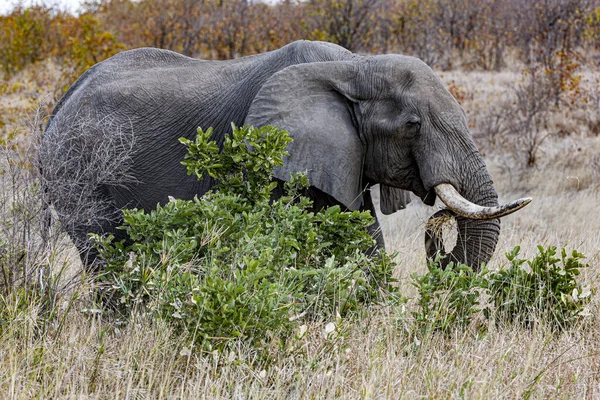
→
(414, 180, 438, 207)
(419, 189, 437, 206)
(407, 172, 436, 206)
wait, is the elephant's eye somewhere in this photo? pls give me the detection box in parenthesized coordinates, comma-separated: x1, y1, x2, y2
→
(405, 116, 421, 133)
(406, 120, 421, 129)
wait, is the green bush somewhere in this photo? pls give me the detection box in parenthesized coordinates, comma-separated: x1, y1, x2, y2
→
(412, 245, 592, 335)
(411, 256, 488, 334)
(93, 124, 397, 351)
(489, 245, 592, 329)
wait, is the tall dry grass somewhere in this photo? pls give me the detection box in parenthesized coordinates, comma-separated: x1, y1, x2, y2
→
(1, 66, 599, 399)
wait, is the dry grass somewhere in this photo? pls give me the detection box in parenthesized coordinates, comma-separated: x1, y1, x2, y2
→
(1, 66, 600, 399)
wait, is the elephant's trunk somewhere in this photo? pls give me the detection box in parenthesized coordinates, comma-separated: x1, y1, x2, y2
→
(425, 210, 501, 270)
(425, 163, 515, 270)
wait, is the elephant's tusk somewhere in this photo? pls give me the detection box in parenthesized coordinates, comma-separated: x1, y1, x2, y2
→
(434, 183, 532, 220)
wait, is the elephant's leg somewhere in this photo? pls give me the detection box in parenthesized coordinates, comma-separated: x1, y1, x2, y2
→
(59, 186, 127, 274)
(67, 226, 103, 273)
(362, 188, 385, 253)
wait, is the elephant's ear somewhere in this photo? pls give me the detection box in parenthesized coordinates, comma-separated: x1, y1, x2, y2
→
(380, 185, 411, 215)
(245, 62, 364, 210)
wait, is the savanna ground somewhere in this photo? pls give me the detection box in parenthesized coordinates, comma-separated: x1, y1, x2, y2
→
(1, 8, 600, 397)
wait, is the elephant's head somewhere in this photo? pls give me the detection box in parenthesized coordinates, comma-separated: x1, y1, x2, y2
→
(245, 55, 530, 269)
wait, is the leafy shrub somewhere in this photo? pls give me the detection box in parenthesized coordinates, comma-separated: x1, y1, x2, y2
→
(412, 245, 592, 335)
(489, 245, 592, 329)
(94, 124, 397, 351)
(411, 257, 488, 334)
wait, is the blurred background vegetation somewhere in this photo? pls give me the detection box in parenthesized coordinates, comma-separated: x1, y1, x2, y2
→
(1, 0, 598, 78)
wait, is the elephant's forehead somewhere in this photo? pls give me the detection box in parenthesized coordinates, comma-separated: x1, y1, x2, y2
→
(369, 55, 436, 80)
(365, 56, 445, 94)
(361, 55, 463, 115)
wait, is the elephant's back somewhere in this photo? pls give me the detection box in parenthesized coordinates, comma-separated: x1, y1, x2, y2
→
(101, 47, 200, 68)
(46, 41, 353, 132)
(40, 41, 358, 212)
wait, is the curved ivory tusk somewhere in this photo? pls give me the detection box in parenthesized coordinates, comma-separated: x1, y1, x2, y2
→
(434, 183, 532, 220)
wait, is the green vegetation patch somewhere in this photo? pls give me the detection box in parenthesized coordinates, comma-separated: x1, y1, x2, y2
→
(413, 245, 592, 335)
(93, 124, 397, 352)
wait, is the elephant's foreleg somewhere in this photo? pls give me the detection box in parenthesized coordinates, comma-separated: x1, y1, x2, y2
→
(362, 188, 385, 254)
(58, 185, 128, 274)
(64, 224, 103, 274)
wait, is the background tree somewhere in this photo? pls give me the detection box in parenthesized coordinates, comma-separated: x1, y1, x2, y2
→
(0, 6, 53, 77)
(304, 0, 380, 52)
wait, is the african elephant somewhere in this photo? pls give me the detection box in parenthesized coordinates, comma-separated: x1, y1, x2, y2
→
(39, 40, 530, 271)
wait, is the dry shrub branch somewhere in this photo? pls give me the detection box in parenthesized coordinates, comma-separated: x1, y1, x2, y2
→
(0, 103, 66, 309)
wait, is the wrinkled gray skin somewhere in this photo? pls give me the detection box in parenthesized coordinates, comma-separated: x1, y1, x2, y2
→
(40, 40, 500, 271)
